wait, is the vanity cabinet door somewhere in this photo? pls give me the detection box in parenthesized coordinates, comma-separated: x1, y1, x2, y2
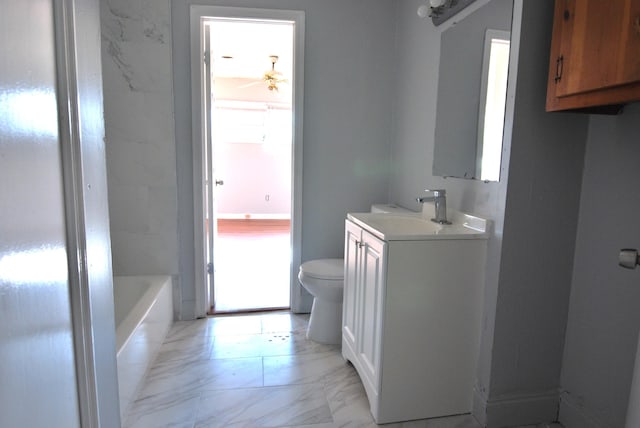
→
(342, 220, 361, 348)
(342, 220, 387, 396)
(357, 230, 386, 393)
(546, 0, 640, 111)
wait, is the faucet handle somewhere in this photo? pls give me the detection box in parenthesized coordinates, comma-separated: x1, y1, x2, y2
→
(424, 189, 446, 196)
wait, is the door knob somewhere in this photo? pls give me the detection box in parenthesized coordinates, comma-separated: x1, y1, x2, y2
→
(619, 249, 640, 269)
(215, 179, 224, 186)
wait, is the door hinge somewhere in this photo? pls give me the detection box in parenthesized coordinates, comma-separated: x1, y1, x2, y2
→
(203, 51, 210, 66)
(207, 262, 213, 274)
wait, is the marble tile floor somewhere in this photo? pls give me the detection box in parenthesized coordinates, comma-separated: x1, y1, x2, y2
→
(123, 312, 563, 428)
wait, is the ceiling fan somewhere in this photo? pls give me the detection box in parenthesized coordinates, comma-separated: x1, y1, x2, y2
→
(237, 55, 287, 91)
(263, 55, 287, 91)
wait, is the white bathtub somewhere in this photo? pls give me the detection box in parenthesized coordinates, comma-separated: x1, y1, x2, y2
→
(113, 275, 173, 420)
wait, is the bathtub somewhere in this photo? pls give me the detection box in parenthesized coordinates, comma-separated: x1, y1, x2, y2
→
(113, 275, 173, 420)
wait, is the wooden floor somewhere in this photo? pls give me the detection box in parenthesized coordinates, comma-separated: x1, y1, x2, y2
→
(213, 219, 291, 313)
(217, 219, 290, 235)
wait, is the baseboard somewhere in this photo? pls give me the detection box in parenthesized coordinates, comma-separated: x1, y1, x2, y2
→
(473, 387, 489, 426)
(558, 391, 604, 428)
(473, 388, 559, 427)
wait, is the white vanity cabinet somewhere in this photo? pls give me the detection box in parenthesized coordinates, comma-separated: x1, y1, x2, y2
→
(342, 217, 487, 424)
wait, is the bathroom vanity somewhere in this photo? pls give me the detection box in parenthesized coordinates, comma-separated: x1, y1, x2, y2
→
(342, 208, 489, 424)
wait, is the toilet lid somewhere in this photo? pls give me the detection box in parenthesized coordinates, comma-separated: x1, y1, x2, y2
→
(300, 258, 343, 280)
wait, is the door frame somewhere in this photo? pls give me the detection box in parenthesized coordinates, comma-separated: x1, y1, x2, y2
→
(189, 5, 305, 316)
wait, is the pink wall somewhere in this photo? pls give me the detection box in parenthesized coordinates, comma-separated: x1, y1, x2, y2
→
(213, 78, 292, 218)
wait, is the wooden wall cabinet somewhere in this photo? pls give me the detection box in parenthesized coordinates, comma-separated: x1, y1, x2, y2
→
(546, 0, 640, 112)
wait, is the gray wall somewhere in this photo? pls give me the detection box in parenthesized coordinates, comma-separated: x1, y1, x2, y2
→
(101, 0, 395, 318)
(487, 1, 587, 424)
(391, 1, 590, 426)
(99, 0, 640, 424)
(390, 3, 513, 423)
(559, 103, 640, 428)
(171, 0, 396, 317)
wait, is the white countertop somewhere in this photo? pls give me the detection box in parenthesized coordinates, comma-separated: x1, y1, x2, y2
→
(347, 208, 490, 241)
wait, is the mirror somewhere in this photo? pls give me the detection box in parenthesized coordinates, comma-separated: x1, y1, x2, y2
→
(432, 0, 513, 182)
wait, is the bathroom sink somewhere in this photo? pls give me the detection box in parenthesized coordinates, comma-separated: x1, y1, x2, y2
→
(363, 215, 444, 234)
(347, 211, 489, 241)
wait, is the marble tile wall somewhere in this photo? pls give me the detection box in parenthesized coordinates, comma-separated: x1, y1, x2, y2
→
(100, 0, 179, 286)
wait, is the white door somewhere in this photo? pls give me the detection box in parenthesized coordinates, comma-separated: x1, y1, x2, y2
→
(202, 22, 217, 313)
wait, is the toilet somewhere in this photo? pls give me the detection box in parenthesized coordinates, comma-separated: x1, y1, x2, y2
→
(298, 258, 344, 344)
(298, 205, 412, 345)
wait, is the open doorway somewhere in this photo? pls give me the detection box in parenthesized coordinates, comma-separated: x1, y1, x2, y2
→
(191, 7, 305, 315)
(208, 19, 293, 313)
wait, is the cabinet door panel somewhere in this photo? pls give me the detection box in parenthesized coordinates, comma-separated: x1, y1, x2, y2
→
(619, 0, 640, 83)
(555, 0, 640, 97)
(343, 220, 360, 346)
(358, 232, 386, 391)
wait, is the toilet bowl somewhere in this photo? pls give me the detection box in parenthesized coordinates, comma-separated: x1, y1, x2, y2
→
(298, 258, 344, 344)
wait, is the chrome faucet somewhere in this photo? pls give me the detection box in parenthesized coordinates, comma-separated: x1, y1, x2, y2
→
(416, 189, 451, 224)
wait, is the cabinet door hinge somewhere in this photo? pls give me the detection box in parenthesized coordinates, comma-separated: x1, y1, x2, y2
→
(207, 262, 213, 274)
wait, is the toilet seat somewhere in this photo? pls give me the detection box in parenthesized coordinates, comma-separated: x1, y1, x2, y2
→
(299, 258, 343, 280)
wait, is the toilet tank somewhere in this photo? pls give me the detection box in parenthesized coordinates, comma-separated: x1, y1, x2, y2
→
(370, 204, 415, 214)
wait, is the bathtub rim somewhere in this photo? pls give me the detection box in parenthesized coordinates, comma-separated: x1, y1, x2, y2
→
(114, 275, 172, 356)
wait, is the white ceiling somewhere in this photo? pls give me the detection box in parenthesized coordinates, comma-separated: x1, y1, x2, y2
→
(207, 20, 294, 80)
